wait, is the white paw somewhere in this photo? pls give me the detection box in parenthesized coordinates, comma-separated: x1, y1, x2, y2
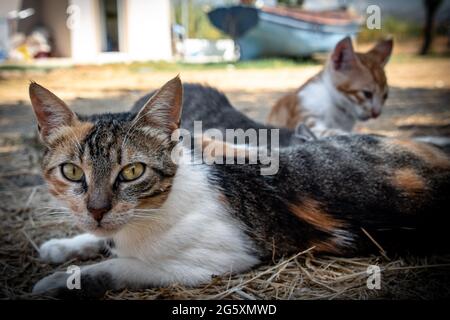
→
(39, 239, 76, 264)
(39, 235, 103, 264)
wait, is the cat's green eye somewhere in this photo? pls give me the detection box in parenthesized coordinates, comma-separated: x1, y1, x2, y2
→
(120, 163, 145, 182)
(61, 163, 84, 182)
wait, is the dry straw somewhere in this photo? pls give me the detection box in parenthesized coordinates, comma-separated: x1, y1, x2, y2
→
(1, 185, 449, 300)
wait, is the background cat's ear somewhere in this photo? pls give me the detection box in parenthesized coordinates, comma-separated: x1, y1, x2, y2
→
(367, 38, 393, 67)
(331, 36, 357, 71)
(134, 75, 183, 134)
(29, 82, 78, 142)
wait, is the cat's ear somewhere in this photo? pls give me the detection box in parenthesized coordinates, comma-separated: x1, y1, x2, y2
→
(331, 36, 357, 71)
(367, 38, 393, 67)
(134, 76, 183, 134)
(29, 82, 78, 143)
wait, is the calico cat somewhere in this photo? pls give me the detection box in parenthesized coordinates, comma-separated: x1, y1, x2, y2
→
(30, 77, 450, 298)
(131, 83, 314, 147)
(267, 37, 393, 137)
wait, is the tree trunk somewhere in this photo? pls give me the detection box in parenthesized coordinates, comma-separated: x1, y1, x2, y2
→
(420, 0, 442, 55)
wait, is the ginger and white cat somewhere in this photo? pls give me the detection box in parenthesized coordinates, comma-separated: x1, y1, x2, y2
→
(29, 77, 450, 298)
(267, 37, 393, 137)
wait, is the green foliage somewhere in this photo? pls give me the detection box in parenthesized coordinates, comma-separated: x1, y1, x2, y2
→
(358, 16, 422, 43)
(173, 0, 226, 40)
(277, 0, 304, 6)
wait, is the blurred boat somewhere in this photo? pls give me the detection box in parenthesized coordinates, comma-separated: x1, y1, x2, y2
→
(208, 5, 361, 60)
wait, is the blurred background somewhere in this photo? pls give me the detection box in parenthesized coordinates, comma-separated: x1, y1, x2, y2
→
(1, 0, 450, 299)
(0, 0, 449, 63)
(1, 0, 449, 142)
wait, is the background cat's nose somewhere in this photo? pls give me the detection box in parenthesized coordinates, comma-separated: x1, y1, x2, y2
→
(87, 204, 111, 222)
(371, 109, 380, 118)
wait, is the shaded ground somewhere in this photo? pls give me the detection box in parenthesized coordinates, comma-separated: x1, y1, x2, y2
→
(1, 54, 450, 299)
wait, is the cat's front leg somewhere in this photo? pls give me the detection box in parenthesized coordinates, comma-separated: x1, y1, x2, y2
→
(33, 258, 164, 298)
(39, 233, 108, 264)
(33, 256, 225, 298)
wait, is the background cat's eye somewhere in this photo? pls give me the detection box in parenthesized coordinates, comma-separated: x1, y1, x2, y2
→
(61, 163, 84, 182)
(362, 90, 373, 99)
(120, 163, 145, 182)
(383, 92, 389, 100)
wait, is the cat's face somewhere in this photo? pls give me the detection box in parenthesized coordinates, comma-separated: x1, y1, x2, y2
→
(29, 77, 183, 236)
(328, 37, 393, 121)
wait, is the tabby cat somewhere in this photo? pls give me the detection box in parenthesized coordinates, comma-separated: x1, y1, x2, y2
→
(30, 77, 449, 298)
(267, 37, 393, 137)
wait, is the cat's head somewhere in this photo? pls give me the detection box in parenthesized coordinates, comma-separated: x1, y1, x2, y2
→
(29, 76, 183, 236)
(327, 36, 393, 120)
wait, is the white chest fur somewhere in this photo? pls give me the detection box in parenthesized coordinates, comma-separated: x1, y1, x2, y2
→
(112, 154, 259, 284)
(298, 71, 356, 132)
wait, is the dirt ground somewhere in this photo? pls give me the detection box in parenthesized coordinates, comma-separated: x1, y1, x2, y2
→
(1, 53, 450, 299)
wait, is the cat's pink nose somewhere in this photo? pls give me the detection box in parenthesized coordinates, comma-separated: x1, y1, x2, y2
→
(87, 205, 111, 222)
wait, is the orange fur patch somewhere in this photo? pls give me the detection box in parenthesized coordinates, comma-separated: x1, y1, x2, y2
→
(267, 72, 322, 129)
(218, 193, 229, 206)
(289, 198, 343, 233)
(336, 84, 365, 104)
(137, 192, 170, 209)
(309, 239, 342, 254)
(392, 168, 426, 195)
(200, 136, 255, 162)
(267, 92, 303, 129)
(44, 171, 70, 196)
(137, 180, 173, 209)
(388, 139, 450, 169)
(357, 53, 387, 87)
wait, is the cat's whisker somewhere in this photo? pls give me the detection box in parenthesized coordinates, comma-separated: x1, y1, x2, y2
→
(125, 220, 166, 232)
(128, 215, 164, 221)
(130, 211, 163, 217)
(35, 206, 71, 211)
(35, 211, 70, 215)
(130, 208, 160, 213)
(128, 213, 165, 222)
(34, 212, 69, 216)
(35, 206, 71, 212)
(132, 209, 160, 213)
(35, 214, 71, 219)
(34, 209, 71, 215)
(37, 215, 73, 221)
